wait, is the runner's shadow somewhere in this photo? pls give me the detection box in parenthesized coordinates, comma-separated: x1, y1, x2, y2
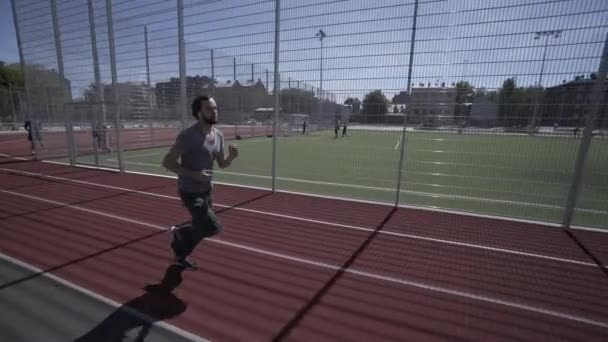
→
(74, 264, 187, 342)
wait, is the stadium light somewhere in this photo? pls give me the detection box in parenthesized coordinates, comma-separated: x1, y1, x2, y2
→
(529, 30, 562, 132)
(316, 29, 326, 120)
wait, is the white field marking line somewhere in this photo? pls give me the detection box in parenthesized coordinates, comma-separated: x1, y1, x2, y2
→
(0, 252, 209, 342)
(0, 167, 602, 268)
(229, 137, 271, 144)
(94, 149, 608, 193)
(103, 159, 607, 215)
(123, 151, 166, 159)
(1, 190, 607, 330)
(111, 159, 597, 201)
(39, 159, 608, 234)
(111, 137, 268, 161)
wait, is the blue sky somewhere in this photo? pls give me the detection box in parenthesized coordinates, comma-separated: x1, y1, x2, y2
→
(6, 0, 608, 103)
(0, 0, 19, 64)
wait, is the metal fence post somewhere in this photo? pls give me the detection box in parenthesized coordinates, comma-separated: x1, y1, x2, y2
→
(65, 121, 76, 166)
(88, 0, 102, 166)
(211, 49, 215, 81)
(271, 0, 281, 192)
(106, 0, 124, 172)
(233, 57, 237, 81)
(89, 0, 105, 127)
(50, 0, 65, 79)
(178, 0, 188, 132)
(8, 85, 17, 125)
(144, 25, 155, 145)
(10, 0, 33, 132)
(562, 32, 608, 229)
(394, 0, 419, 207)
(51, 0, 67, 161)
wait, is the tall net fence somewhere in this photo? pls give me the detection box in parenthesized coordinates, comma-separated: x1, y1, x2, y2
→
(8, 0, 608, 229)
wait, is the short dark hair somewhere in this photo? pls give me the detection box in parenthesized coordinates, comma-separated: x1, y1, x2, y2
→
(191, 95, 210, 118)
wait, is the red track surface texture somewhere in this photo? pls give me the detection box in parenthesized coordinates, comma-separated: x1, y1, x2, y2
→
(0, 155, 607, 341)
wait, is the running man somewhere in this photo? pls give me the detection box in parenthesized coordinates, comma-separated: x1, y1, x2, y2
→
(161, 95, 239, 270)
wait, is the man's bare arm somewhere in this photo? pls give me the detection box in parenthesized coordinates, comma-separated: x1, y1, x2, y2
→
(216, 144, 238, 169)
(216, 149, 234, 169)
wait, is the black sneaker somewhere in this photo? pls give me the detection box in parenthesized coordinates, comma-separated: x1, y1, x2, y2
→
(174, 257, 197, 271)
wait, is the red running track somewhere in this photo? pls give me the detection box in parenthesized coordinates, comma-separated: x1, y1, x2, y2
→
(0, 156, 607, 341)
(0, 132, 32, 157)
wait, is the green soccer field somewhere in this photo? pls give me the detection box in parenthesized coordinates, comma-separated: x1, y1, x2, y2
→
(67, 129, 608, 228)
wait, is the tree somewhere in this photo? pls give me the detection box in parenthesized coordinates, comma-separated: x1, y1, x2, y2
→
(498, 78, 517, 125)
(0, 62, 72, 123)
(478, 88, 498, 102)
(0, 61, 24, 89)
(391, 91, 408, 104)
(454, 81, 474, 121)
(344, 97, 361, 113)
(498, 78, 541, 127)
(0, 62, 25, 123)
(83, 82, 101, 103)
(362, 90, 388, 115)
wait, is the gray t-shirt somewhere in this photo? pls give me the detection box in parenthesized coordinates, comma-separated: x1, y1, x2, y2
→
(175, 124, 224, 193)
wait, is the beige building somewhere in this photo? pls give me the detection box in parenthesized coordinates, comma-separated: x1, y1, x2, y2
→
(208, 79, 270, 113)
(155, 76, 271, 123)
(408, 87, 459, 124)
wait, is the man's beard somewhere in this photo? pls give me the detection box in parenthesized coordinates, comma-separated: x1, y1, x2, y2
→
(201, 115, 217, 125)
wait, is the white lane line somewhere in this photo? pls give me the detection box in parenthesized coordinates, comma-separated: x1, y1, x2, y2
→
(0, 166, 602, 268)
(0, 252, 209, 342)
(1, 189, 607, 330)
(0, 153, 29, 161)
(123, 151, 166, 159)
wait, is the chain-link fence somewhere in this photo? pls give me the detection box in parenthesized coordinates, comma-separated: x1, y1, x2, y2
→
(8, 0, 608, 229)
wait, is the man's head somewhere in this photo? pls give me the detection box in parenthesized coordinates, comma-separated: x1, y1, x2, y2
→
(191, 95, 218, 125)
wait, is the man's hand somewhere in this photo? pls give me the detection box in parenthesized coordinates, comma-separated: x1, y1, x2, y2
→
(228, 144, 239, 159)
(217, 144, 238, 169)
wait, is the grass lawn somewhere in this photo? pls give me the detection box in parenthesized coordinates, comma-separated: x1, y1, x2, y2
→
(66, 129, 607, 229)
